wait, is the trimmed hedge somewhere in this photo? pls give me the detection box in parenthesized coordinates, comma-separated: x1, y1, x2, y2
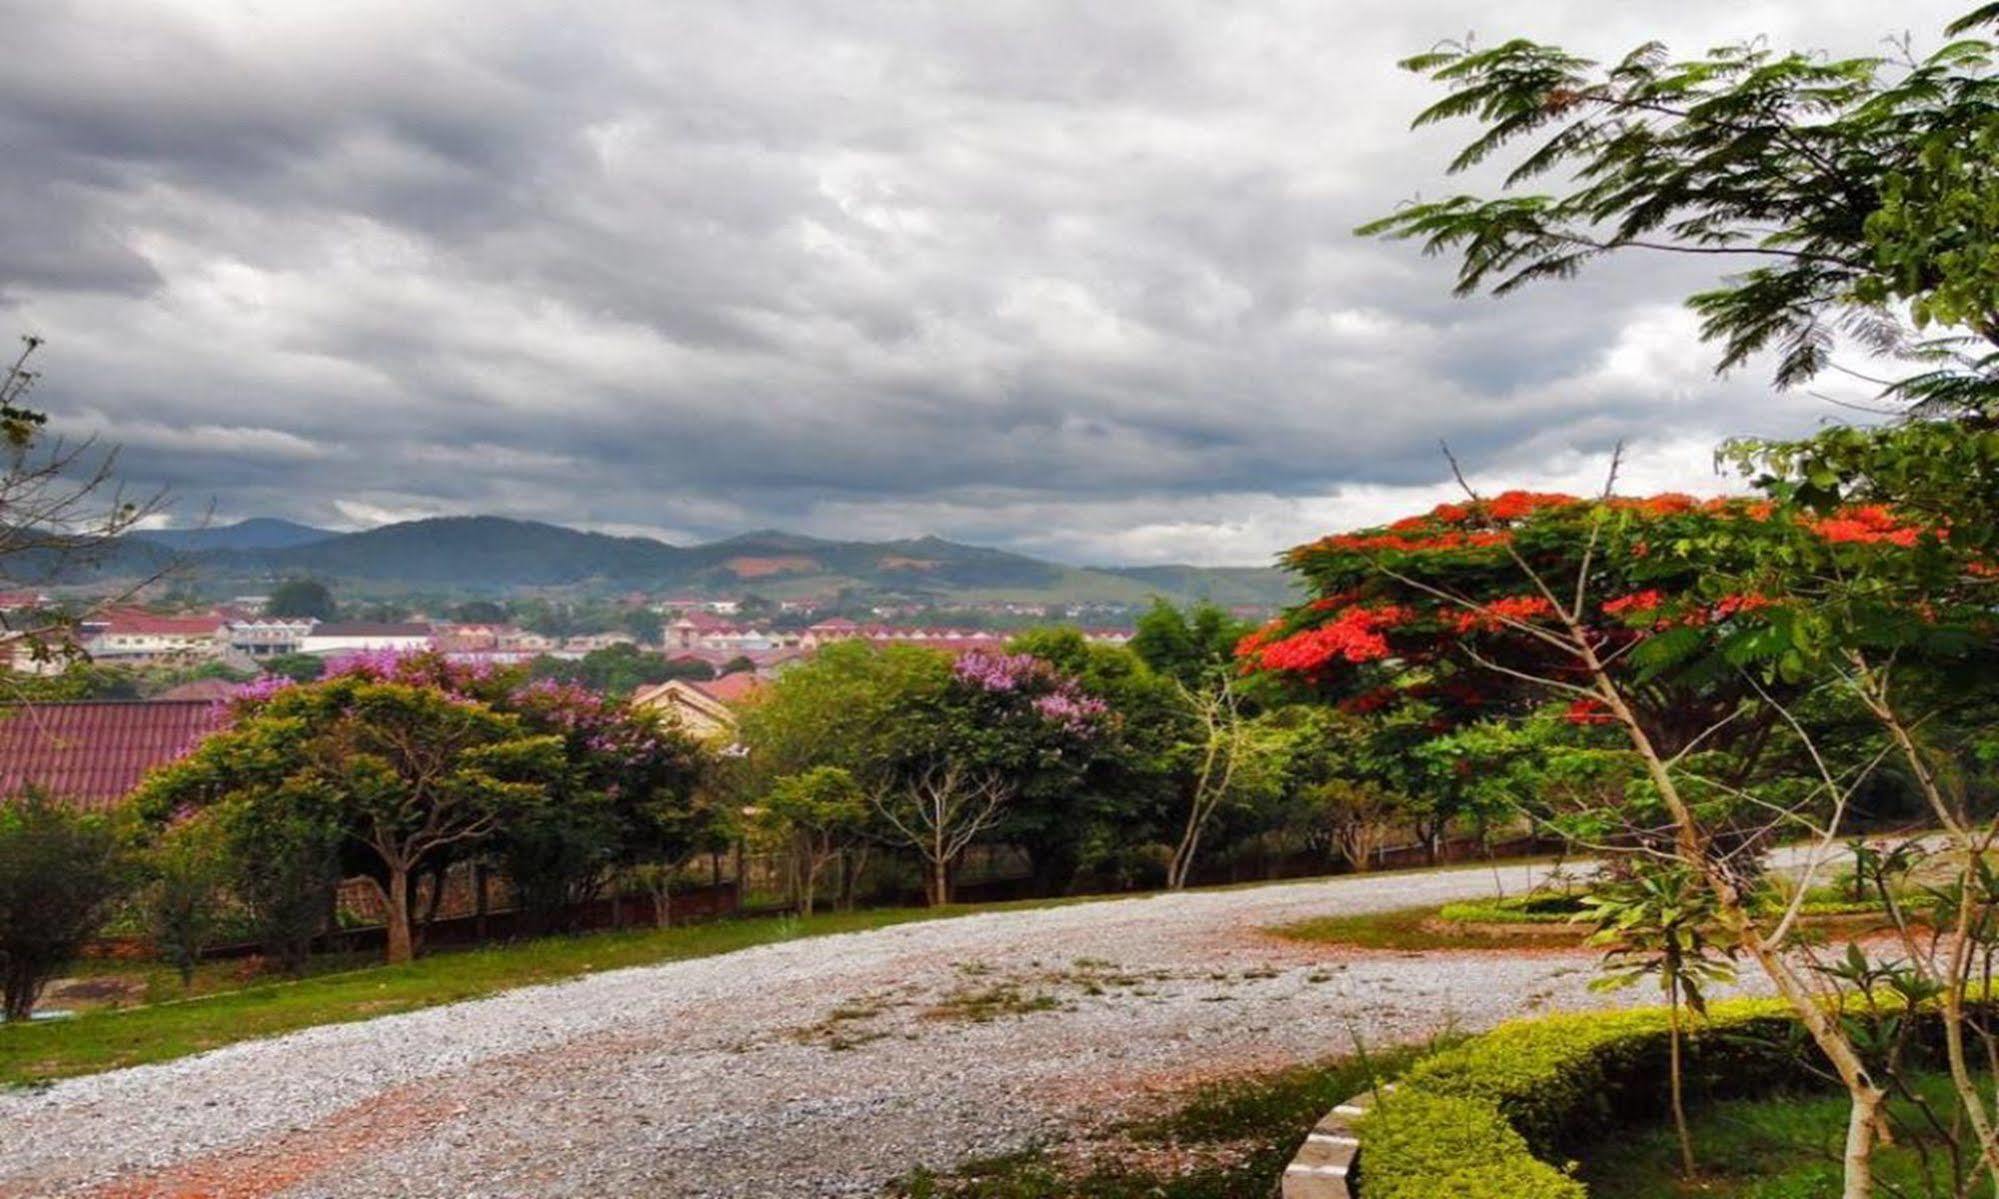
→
(1359, 1090, 1582, 1199)
(1357, 999, 1808, 1198)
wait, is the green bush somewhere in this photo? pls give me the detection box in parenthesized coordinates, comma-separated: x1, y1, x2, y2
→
(1360, 1090, 1582, 1199)
(0, 792, 135, 1020)
(1354, 1000, 1819, 1197)
(1399, 1001, 1801, 1154)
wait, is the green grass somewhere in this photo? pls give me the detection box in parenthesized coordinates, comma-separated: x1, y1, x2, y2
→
(1581, 1072, 1971, 1198)
(0, 903, 1051, 1088)
(894, 1042, 1440, 1199)
(1271, 903, 1584, 951)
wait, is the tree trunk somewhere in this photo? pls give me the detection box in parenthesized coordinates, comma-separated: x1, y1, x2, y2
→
(1668, 977, 1694, 1179)
(931, 856, 950, 907)
(473, 862, 490, 942)
(1843, 1085, 1885, 1199)
(384, 867, 414, 965)
(2, 960, 42, 1022)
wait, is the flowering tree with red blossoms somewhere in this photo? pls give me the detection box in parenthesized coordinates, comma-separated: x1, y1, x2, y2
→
(1245, 459, 1999, 1193)
(1239, 489, 1833, 779)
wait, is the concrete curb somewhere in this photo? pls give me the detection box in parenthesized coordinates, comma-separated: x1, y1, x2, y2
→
(1281, 1084, 1392, 1199)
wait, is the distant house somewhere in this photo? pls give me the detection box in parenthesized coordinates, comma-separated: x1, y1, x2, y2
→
(299, 622, 434, 657)
(85, 612, 225, 664)
(223, 618, 314, 658)
(0, 700, 232, 811)
(632, 674, 766, 740)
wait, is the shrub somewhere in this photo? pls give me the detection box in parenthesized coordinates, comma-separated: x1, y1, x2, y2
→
(1352, 1000, 1828, 1196)
(143, 816, 233, 986)
(1397, 1001, 1801, 1155)
(1360, 1090, 1582, 1199)
(0, 792, 134, 1020)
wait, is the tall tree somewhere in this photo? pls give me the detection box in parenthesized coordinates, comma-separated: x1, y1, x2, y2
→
(265, 578, 337, 621)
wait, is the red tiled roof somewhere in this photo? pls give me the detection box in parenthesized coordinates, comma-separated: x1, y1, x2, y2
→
(0, 701, 233, 811)
(695, 673, 765, 704)
(100, 614, 223, 636)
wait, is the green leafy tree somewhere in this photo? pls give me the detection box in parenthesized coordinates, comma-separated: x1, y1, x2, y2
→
(138, 674, 564, 964)
(452, 599, 507, 623)
(263, 653, 326, 684)
(1361, 9, 1999, 413)
(621, 607, 665, 647)
(1004, 628, 1186, 892)
(216, 786, 344, 974)
(1130, 599, 1251, 688)
(265, 579, 336, 621)
(0, 791, 133, 1020)
(757, 767, 869, 916)
(143, 815, 233, 987)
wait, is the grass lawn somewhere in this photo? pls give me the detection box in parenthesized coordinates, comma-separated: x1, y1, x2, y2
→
(1581, 1073, 1971, 1198)
(894, 1042, 1439, 1199)
(0, 902, 1047, 1088)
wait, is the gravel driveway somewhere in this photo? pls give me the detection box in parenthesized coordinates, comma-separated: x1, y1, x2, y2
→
(0, 860, 1695, 1198)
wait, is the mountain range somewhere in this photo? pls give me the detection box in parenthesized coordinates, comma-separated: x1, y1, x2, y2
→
(102, 517, 1297, 606)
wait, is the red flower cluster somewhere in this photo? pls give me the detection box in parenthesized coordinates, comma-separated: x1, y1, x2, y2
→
(1317, 528, 1512, 555)
(1483, 490, 1579, 521)
(1602, 590, 1665, 620)
(1247, 605, 1410, 674)
(1448, 594, 1555, 634)
(1711, 592, 1774, 619)
(1811, 505, 1923, 547)
(1565, 697, 1614, 725)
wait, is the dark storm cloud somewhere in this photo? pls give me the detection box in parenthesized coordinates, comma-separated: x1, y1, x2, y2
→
(2, 0, 1963, 564)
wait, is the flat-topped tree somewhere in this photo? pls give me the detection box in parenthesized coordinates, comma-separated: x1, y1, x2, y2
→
(1243, 488, 1804, 783)
(137, 661, 577, 964)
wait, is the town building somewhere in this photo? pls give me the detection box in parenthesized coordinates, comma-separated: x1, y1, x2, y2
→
(298, 621, 435, 657)
(223, 618, 315, 658)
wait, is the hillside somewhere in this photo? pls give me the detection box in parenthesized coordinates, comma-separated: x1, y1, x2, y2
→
(84, 517, 1299, 606)
(132, 518, 334, 552)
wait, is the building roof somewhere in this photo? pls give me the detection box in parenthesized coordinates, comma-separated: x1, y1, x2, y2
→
(99, 613, 223, 637)
(0, 701, 232, 810)
(694, 673, 766, 704)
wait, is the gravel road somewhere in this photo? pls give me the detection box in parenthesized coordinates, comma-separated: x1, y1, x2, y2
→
(0, 860, 1714, 1198)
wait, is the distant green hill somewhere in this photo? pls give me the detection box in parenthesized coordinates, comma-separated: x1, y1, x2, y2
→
(131, 518, 333, 553)
(75, 516, 1299, 607)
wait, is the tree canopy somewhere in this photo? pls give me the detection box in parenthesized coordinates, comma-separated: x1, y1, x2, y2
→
(1361, 7, 1999, 413)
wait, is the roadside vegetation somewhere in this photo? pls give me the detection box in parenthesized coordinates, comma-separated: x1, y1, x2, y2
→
(0, 902, 1046, 1087)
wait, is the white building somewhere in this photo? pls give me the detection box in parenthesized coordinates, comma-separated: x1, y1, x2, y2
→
(298, 622, 435, 657)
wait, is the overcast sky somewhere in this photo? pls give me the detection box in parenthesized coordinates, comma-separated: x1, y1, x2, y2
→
(3, 1, 1964, 565)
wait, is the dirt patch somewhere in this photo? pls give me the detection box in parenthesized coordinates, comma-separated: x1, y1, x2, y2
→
(724, 555, 819, 578)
